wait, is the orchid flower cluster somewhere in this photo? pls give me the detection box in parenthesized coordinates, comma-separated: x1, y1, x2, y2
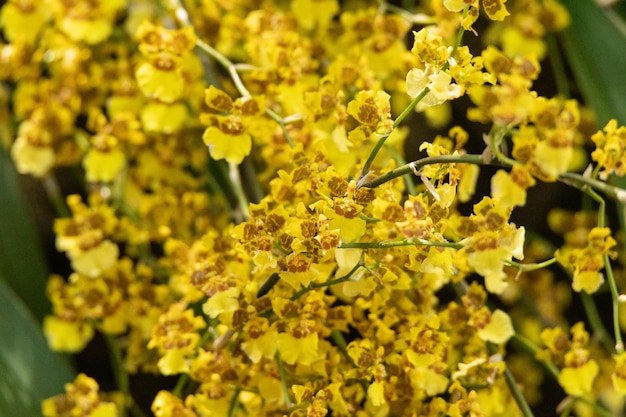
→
(2, 0, 626, 416)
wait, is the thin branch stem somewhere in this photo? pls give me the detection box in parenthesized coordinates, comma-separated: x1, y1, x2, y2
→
(489, 341, 534, 417)
(41, 175, 70, 218)
(505, 257, 557, 272)
(291, 261, 363, 300)
(511, 333, 560, 380)
(275, 352, 293, 410)
(168, 0, 296, 148)
(228, 162, 249, 221)
(172, 373, 190, 398)
(393, 86, 431, 130)
(104, 333, 131, 417)
(359, 153, 486, 189)
(580, 185, 623, 353)
(227, 386, 241, 417)
(580, 292, 615, 353)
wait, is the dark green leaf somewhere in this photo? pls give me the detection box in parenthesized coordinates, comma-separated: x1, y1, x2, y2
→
(0, 279, 74, 417)
(561, 0, 626, 125)
(0, 150, 51, 321)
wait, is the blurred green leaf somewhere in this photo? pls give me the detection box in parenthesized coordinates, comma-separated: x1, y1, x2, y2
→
(561, 0, 626, 126)
(0, 150, 51, 322)
(0, 279, 74, 417)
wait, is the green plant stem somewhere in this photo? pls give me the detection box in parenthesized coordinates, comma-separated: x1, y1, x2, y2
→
(227, 386, 241, 417)
(511, 333, 560, 379)
(580, 292, 615, 353)
(384, 143, 416, 195)
(358, 133, 391, 187)
(499, 354, 535, 417)
(504, 257, 557, 272)
(604, 253, 624, 353)
(291, 261, 363, 300)
(487, 339, 534, 417)
(559, 171, 626, 203)
(275, 352, 293, 410)
(240, 157, 264, 203)
(195, 38, 295, 147)
(41, 175, 70, 218)
(104, 333, 131, 417)
(172, 373, 190, 398)
(359, 154, 486, 189)
(489, 126, 519, 167)
(168, 0, 296, 148)
(379, 0, 437, 24)
(393, 86, 431, 130)
(580, 185, 623, 353)
(228, 162, 250, 221)
(446, 7, 467, 68)
(546, 34, 570, 98)
(358, 5, 467, 185)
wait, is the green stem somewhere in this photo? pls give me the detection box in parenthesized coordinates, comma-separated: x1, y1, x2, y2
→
(168, 0, 296, 148)
(41, 175, 70, 218)
(580, 292, 615, 353)
(330, 330, 356, 367)
(240, 157, 264, 203)
(575, 397, 614, 417)
(581, 186, 623, 352)
(604, 252, 624, 353)
(172, 373, 190, 398)
(487, 340, 534, 417)
(228, 162, 249, 221)
(265, 108, 296, 148)
(489, 126, 519, 167)
(359, 154, 486, 189)
(384, 144, 416, 195)
(104, 333, 130, 417)
(275, 352, 293, 410)
(498, 353, 535, 417)
(257, 273, 280, 298)
(227, 386, 241, 417)
(291, 261, 362, 300)
(358, 133, 391, 186)
(559, 171, 626, 203)
(393, 86, 431, 129)
(445, 7, 467, 70)
(546, 34, 570, 98)
(379, 0, 437, 24)
(504, 257, 557, 272)
(510, 333, 560, 379)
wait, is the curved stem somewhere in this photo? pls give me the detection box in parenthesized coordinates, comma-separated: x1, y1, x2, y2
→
(228, 162, 249, 222)
(42, 175, 70, 218)
(511, 333, 560, 379)
(104, 333, 131, 417)
(580, 292, 615, 353)
(172, 373, 190, 398)
(167, 0, 296, 148)
(359, 153, 486, 189)
(393, 86, 431, 129)
(227, 386, 241, 417)
(291, 261, 363, 300)
(275, 352, 293, 410)
(504, 257, 557, 272)
(581, 186, 623, 353)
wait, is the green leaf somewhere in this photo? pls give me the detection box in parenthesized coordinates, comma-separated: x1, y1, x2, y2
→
(0, 279, 74, 417)
(0, 150, 51, 321)
(561, 0, 626, 125)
